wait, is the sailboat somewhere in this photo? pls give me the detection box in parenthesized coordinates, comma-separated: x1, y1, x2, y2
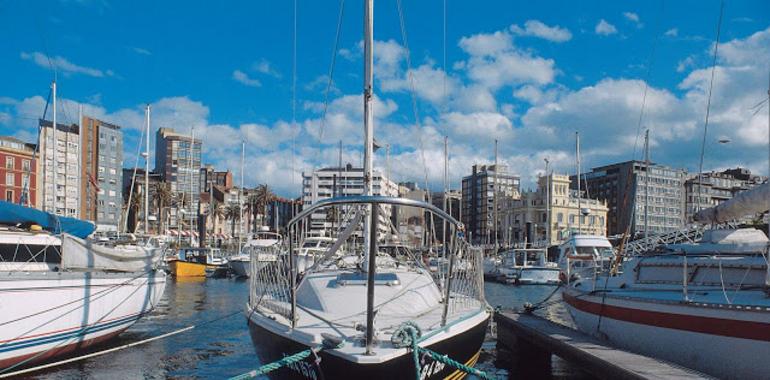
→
(244, 2, 490, 378)
(0, 205, 167, 370)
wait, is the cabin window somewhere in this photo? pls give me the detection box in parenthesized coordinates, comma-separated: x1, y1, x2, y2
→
(0, 243, 61, 263)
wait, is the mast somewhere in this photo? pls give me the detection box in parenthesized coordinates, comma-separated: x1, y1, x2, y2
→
(145, 105, 151, 235)
(493, 139, 498, 251)
(576, 132, 581, 234)
(239, 140, 245, 254)
(443, 136, 448, 253)
(644, 129, 650, 240)
(363, 0, 376, 356)
(188, 128, 195, 245)
(51, 80, 57, 215)
(544, 158, 550, 245)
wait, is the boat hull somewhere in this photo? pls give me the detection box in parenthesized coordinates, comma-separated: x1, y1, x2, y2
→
(229, 260, 250, 278)
(246, 313, 489, 380)
(564, 289, 770, 379)
(169, 260, 210, 277)
(0, 270, 166, 370)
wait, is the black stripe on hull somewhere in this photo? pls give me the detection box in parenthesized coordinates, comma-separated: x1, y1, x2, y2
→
(247, 315, 489, 380)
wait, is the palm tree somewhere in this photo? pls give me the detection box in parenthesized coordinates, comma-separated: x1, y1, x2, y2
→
(225, 202, 242, 237)
(127, 190, 142, 233)
(152, 181, 173, 235)
(253, 184, 275, 228)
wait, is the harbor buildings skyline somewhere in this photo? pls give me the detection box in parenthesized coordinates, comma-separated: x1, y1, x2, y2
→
(684, 168, 768, 223)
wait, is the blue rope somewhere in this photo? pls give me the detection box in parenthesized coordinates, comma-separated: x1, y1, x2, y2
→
(391, 322, 495, 380)
(228, 347, 316, 380)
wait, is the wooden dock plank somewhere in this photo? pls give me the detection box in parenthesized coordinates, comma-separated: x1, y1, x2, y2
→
(495, 311, 711, 380)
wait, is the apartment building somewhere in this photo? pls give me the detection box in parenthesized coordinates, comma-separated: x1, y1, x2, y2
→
(155, 128, 202, 232)
(685, 168, 768, 222)
(80, 116, 123, 231)
(39, 120, 80, 218)
(461, 164, 520, 244)
(576, 160, 686, 236)
(0, 136, 37, 207)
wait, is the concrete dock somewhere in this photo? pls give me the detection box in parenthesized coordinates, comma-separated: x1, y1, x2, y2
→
(494, 311, 711, 379)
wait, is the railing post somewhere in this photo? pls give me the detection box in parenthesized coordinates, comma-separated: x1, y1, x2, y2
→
(365, 202, 378, 355)
(289, 226, 297, 329)
(441, 224, 456, 326)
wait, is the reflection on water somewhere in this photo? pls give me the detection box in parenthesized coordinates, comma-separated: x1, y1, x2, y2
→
(31, 279, 591, 379)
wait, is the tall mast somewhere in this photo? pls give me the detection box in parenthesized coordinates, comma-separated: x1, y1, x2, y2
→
(51, 80, 57, 215)
(239, 141, 245, 254)
(363, 0, 376, 357)
(644, 129, 650, 240)
(544, 158, 550, 246)
(145, 105, 151, 234)
(188, 128, 195, 244)
(576, 132, 581, 234)
(493, 139, 498, 250)
(443, 136, 448, 252)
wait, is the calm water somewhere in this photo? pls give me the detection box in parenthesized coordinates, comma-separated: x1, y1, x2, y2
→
(29, 279, 593, 379)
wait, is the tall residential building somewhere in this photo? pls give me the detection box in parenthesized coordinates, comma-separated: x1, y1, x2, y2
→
(576, 160, 686, 236)
(505, 174, 608, 246)
(0, 136, 38, 207)
(685, 168, 768, 222)
(302, 164, 398, 235)
(122, 168, 161, 233)
(39, 120, 80, 218)
(80, 116, 123, 231)
(155, 128, 202, 232)
(461, 164, 520, 244)
(266, 196, 302, 234)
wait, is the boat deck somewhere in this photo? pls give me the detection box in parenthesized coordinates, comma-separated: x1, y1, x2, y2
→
(495, 311, 712, 379)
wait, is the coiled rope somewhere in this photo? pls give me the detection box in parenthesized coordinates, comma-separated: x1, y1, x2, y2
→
(391, 322, 495, 380)
(228, 337, 342, 380)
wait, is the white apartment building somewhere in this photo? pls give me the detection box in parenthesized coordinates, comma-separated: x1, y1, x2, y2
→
(39, 120, 80, 218)
(302, 164, 398, 236)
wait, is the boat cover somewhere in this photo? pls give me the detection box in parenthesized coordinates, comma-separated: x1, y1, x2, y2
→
(0, 201, 95, 238)
(62, 233, 162, 272)
(695, 182, 770, 224)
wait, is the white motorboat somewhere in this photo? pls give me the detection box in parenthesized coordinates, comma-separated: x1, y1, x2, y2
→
(556, 234, 615, 282)
(230, 229, 281, 278)
(495, 248, 559, 285)
(0, 202, 166, 371)
(563, 182, 770, 379)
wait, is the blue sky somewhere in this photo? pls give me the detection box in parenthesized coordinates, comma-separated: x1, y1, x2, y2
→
(1, 0, 769, 196)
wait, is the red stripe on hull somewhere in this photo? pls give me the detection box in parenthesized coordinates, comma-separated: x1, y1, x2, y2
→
(0, 328, 125, 370)
(564, 291, 770, 342)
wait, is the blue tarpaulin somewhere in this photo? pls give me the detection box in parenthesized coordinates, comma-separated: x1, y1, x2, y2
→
(0, 201, 95, 238)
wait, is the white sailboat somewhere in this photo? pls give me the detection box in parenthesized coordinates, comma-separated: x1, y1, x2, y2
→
(244, 2, 490, 377)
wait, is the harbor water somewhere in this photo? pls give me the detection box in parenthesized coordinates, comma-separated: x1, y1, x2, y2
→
(29, 279, 594, 379)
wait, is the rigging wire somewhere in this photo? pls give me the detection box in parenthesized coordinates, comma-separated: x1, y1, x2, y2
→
(291, 0, 298, 197)
(696, 0, 725, 214)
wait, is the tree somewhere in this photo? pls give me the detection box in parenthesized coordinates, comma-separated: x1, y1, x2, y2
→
(253, 184, 275, 228)
(225, 202, 242, 237)
(152, 181, 173, 235)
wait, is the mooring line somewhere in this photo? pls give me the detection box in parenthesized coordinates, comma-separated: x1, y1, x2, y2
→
(0, 309, 243, 378)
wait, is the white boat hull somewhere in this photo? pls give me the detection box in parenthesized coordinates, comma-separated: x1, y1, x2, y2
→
(0, 270, 167, 369)
(564, 289, 770, 379)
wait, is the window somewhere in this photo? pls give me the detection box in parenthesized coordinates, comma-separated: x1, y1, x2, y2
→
(5, 157, 13, 169)
(22, 160, 30, 171)
(5, 190, 13, 201)
(5, 173, 13, 186)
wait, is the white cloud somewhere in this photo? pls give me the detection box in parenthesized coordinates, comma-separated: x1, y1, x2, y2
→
(251, 59, 281, 78)
(665, 28, 678, 37)
(623, 12, 642, 27)
(510, 20, 572, 42)
(232, 70, 262, 87)
(131, 47, 151, 55)
(595, 19, 618, 36)
(20, 51, 113, 78)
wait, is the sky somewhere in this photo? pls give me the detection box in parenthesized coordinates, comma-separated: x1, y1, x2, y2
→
(0, 0, 769, 197)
